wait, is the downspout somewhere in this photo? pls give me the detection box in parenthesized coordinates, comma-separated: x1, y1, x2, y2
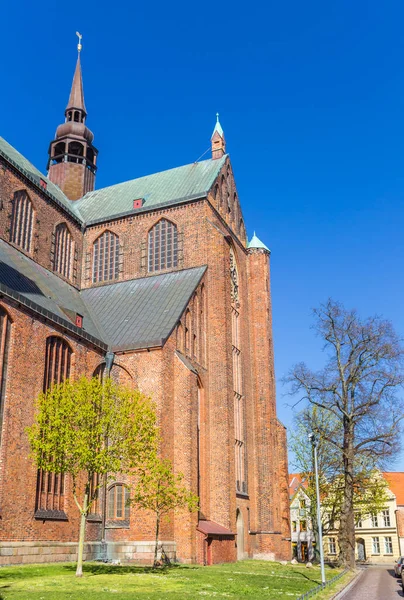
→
(101, 351, 115, 560)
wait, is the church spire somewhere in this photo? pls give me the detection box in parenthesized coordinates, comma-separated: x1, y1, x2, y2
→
(66, 55, 87, 115)
(47, 33, 98, 200)
(211, 113, 226, 160)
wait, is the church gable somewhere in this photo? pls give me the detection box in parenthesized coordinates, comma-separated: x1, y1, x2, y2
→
(209, 159, 247, 245)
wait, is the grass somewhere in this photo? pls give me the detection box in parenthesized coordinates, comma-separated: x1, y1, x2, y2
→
(0, 560, 347, 600)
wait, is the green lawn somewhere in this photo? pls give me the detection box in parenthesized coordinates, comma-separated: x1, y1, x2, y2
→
(0, 560, 346, 599)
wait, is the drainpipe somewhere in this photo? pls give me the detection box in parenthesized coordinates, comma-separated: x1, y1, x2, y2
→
(101, 352, 115, 560)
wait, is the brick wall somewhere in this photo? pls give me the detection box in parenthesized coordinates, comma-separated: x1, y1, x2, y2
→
(0, 159, 83, 286)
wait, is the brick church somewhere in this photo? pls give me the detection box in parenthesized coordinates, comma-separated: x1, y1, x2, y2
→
(0, 44, 290, 565)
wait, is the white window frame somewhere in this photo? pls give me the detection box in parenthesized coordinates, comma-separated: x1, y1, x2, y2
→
(384, 536, 393, 554)
(372, 536, 380, 554)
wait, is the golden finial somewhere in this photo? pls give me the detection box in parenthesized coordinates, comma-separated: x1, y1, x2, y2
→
(76, 31, 83, 53)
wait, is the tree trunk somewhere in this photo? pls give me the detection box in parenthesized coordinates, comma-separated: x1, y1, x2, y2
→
(76, 490, 89, 577)
(154, 512, 160, 567)
(338, 420, 355, 569)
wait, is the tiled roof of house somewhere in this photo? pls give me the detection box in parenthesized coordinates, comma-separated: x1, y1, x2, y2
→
(289, 473, 309, 498)
(0, 136, 226, 226)
(0, 238, 205, 352)
(383, 472, 404, 505)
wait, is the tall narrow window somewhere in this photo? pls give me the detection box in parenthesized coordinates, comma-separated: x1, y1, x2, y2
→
(0, 308, 11, 445)
(200, 284, 206, 366)
(184, 309, 191, 355)
(231, 247, 247, 494)
(107, 484, 130, 520)
(92, 230, 120, 283)
(53, 223, 73, 280)
(10, 190, 34, 252)
(148, 219, 178, 272)
(36, 337, 72, 513)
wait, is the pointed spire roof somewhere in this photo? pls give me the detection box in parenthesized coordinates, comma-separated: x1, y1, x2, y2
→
(66, 53, 87, 114)
(248, 232, 270, 251)
(211, 112, 224, 139)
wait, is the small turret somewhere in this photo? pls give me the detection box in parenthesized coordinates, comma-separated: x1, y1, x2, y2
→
(211, 113, 226, 160)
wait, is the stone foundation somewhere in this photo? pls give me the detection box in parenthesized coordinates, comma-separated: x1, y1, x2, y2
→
(0, 540, 176, 566)
(0, 541, 103, 566)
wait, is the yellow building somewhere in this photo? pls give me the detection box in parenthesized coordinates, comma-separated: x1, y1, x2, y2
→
(324, 473, 404, 564)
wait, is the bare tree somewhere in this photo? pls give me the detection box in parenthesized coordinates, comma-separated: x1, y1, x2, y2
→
(290, 406, 389, 563)
(286, 299, 404, 568)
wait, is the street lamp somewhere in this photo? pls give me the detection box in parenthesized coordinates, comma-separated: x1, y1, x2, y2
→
(308, 432, 326, 585)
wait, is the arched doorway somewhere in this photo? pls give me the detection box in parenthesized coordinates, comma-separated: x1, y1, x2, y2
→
(236, 510, 245, 560)
(356, 538, 366, 561)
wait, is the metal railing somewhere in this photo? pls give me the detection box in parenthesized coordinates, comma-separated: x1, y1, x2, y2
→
(296, 568, 349, 600)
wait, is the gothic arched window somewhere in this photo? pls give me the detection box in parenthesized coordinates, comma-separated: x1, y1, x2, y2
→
(148, 219, 178, 272)
(10, 190, 34, 252)
(108, 483, 130, 520)
(0, 307, 11, 445)
(92, 230, 120, 283)
(36, 336, 72, 513)
(53, 223, 73, 280)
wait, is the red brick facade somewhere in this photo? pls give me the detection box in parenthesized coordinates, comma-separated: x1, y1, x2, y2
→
(0, 68, 290, 565)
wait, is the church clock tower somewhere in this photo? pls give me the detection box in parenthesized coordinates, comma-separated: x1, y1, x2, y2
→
(47, 34, 98, 200)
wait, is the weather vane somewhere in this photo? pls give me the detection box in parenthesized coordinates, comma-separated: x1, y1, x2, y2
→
(76, 31, 83, 53)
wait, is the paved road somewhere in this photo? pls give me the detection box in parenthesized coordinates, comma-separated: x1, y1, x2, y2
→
(341, 566, 403, 599)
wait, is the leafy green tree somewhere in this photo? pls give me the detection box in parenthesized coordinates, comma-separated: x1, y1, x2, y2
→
(131, 457, 199, 567)
(27, 376, 158, 577)
(286, 299, 404, 568)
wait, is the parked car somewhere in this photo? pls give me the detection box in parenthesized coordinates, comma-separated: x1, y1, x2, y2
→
(394, 557, 404, 577)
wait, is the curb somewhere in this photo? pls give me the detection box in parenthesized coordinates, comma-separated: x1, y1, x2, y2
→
(330, 569, 364, 600)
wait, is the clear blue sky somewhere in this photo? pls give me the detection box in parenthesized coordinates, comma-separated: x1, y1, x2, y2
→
(2, 1, 404, 470)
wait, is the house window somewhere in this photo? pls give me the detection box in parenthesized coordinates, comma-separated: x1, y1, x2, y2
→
(372, 537, 380, 554)
(148, 219, 178, 272)
(92, 230, 119, 283)
(10, 190, 34, 252)
(107, 484, 130, 520)
(384, 536, 393, 554)
(292, 521, 297, 532)
(328, 538, 336, 554)
(355, 513, 362, 528)
(300, 520, 307, 532)
(36, 337, 72, 513)
(371, 514, 378, 527)
(53, 223, 73, 279)
(0, 308, 11, 445)
(382, 509, 390, 527)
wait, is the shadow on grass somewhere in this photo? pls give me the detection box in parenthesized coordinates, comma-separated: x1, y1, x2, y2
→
(62, 563, 195, 577)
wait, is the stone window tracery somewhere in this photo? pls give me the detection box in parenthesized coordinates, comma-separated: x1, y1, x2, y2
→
(148, 219, 178, 272)
(10, 190, 34, 253)
(53, 223, 73, 280)
(92, 230, 120, 283)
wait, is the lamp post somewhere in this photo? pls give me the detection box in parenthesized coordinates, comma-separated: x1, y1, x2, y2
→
(309, 433, 326, 585)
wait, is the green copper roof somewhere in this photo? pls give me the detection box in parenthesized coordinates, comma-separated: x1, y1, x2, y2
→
(0, 136, 79, 222)
(0, 135, 227, 226)
(74, 155, 227, 223)
(211, 113, 224, 139)
(247, 232, 270, 251)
